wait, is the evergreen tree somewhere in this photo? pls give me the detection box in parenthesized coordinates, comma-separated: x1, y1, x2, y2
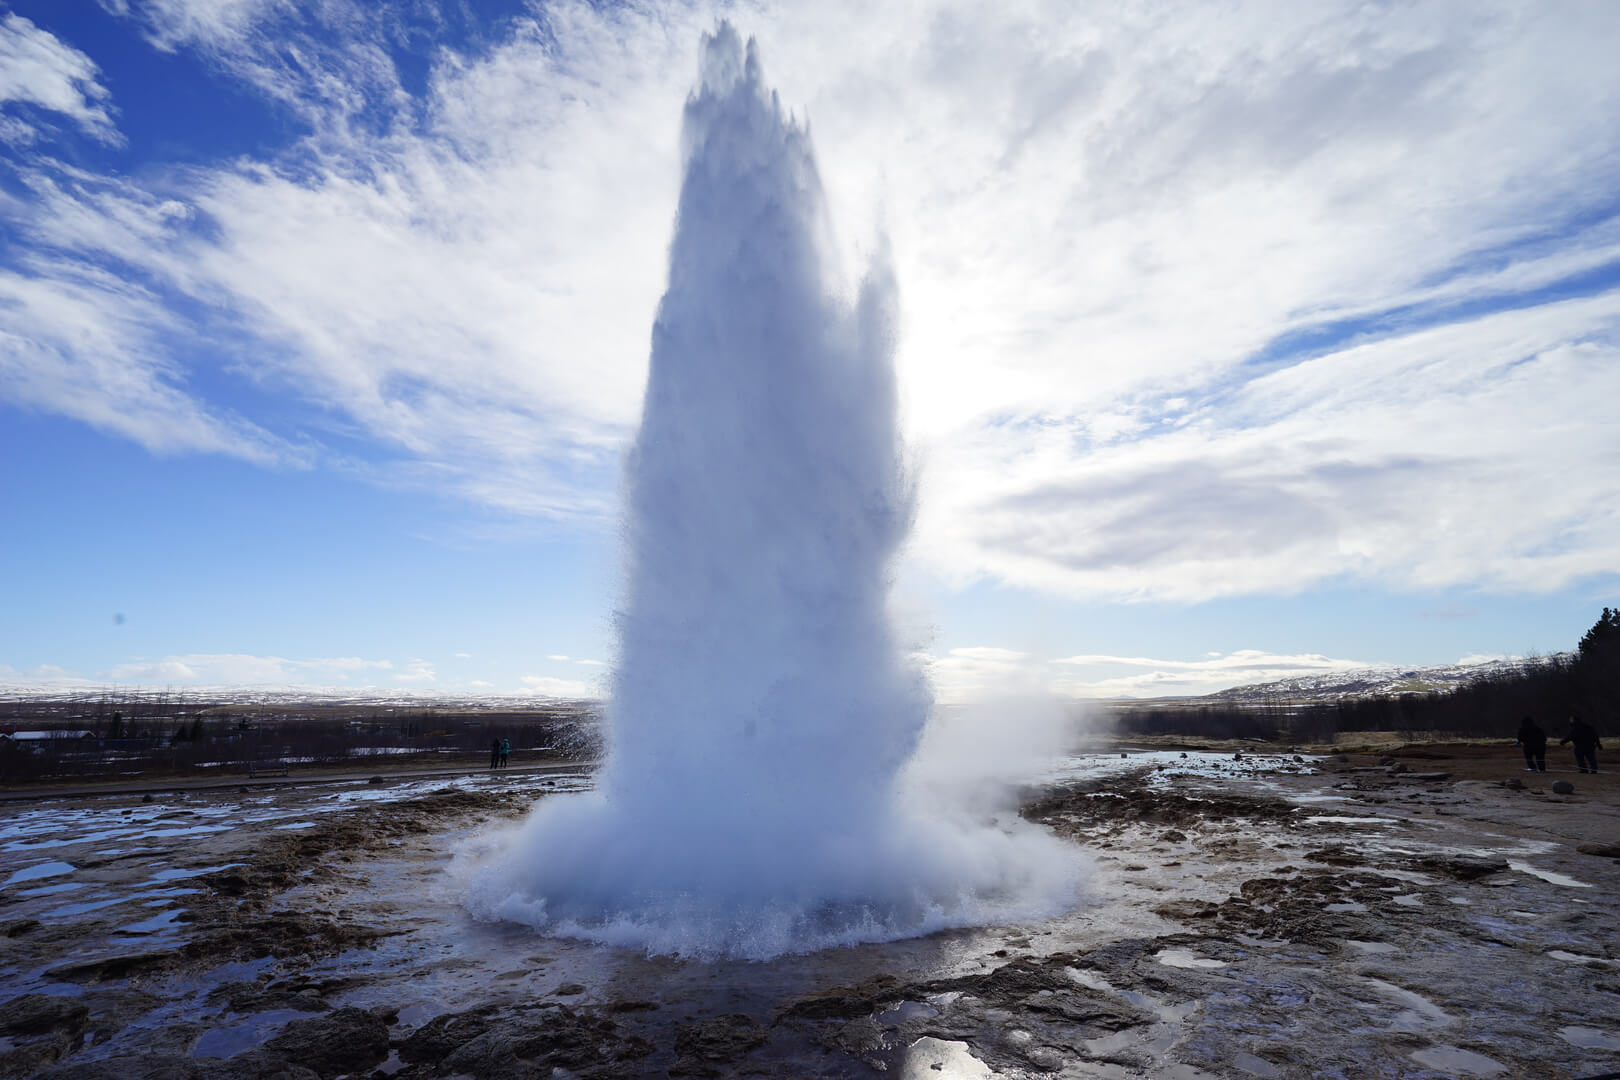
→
(1574, 607, 1620, 721)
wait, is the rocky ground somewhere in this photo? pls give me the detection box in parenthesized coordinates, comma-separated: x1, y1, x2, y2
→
(2, 747, 1617, 1079)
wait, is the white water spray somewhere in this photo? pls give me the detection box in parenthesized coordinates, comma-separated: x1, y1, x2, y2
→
(467, 25, 1082, 959)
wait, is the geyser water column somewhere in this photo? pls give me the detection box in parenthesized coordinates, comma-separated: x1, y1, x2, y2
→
(468, 25, 1081, 958)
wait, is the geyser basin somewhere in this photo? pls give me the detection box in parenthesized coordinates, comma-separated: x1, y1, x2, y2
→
(465, 25, 1081, 959)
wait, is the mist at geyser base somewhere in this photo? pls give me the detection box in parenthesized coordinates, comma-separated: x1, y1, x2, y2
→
(463, 25, 1085, 959)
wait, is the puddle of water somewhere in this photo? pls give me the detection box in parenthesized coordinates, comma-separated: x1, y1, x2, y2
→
(1506, 860, 1591, 888)
(876, 1000, 940, 1026)
(1409, 1045, 1507, 1076)
(1305, 815, 1393, 825)
(2, 861, 76, 887)
(901, 1037, 994, 1079)
(192, 1010, 310, 1059)
(17, 882, 87, 897)
(1232, 1051, 1282, 1078)
(1344, 940, 1397, 954)
(1362, 979, 1452, 1029)
(1546, 950, 1615, 966)
(274, 822, 318, 830)
(1559, 1026, 1620, 1050)
(120, 908, 185, 934)
(1391, 894, 1423, 907)
(1324, 903, 1367, 913)
(1156, 948, 1227, 970)
(145, 864, 238, 884)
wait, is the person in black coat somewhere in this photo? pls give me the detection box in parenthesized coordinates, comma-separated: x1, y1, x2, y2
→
(1559, 716, 1602, 774)
(1515, 716, 1547, 772)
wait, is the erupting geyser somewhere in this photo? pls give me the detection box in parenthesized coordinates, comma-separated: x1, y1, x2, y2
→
(467, 24, 1082, 958)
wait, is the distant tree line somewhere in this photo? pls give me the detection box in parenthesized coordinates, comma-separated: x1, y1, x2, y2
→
(1107, 608, 1619, 743)
(0, 701, 602, 785)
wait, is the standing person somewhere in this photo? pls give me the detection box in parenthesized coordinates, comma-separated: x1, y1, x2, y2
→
(490, 737, 501, 770)
(1516, 716, 1548, 772)
(499, 737, 510, 768)
(1559, 716, 1602, 774)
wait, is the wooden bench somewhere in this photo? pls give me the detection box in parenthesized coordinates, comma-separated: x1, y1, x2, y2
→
(247, 760, 290, 777)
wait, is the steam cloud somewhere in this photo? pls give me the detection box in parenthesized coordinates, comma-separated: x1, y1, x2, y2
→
(465, 24, 1083, 959)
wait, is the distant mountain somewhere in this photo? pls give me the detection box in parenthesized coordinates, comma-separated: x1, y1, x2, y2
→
(1201, 653, 1571, 703)
(0, 682, 594, 710)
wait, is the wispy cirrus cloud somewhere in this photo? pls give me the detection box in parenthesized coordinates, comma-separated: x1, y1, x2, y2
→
(0, 13, 120, 144)
(4, 0, 1618, 600)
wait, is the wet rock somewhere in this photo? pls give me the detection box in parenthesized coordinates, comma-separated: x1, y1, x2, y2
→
(1576, 842, 1620, 858)
(1332, 754, 1349, 763)
(0, 993, 90, 1038)
(1153, 899, 1219, 920)
(553, 983, 586, 996)
(35, 1051, 212, 1080)
(206, 982, 329, 1015)
(1419, 854, 1509, 880)
(1304, 846, 1366, 867)
(780, 975, 902, 1020)
(0, 1032, 80, 1079)
(1160, 829, 1187, 842)
(45, 949, 181, 983)
(438, 1004, 650, 1079)
(1552, 780, 1575, 794)
(1504, 777, 1525, 789)
(1387, 763, 1410, 775)
(670, 1014, 768, 1076)
(397, 1007, 498, 1064)
(257, 1006, 388, 1078)
(0, 918, 39, 937)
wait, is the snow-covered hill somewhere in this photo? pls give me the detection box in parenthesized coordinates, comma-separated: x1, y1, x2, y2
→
(0, 682, 594, 709)
(1201, 653, 1570, 703)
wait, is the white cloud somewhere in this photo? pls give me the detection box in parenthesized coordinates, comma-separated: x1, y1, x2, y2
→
(546, 655, 571, 661)
(574, 658, 606, 667)
(393, 658, 435, 683)
(453, 652, 472, 659)
(0, 13, 120, 144)
(520, 674, 590, 697)
(4, 1, 1618, 598)
(98, 653, 394, 685)
(928, 645, 1371, 702)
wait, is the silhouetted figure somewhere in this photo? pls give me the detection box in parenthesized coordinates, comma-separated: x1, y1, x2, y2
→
(1516, 716, 1547, 772)
(490, 738, 501, 770)
(499, 737, 510, 768)
(1559, 716, 1602, 773)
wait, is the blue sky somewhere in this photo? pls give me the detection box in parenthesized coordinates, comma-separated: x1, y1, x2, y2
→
(2, 1, 1617, 700)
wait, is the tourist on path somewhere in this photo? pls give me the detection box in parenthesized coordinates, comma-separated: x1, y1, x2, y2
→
(490, 737, 501, 770)
(1515, 716, 1548, 772)
(1559, 716, 1602, 774)
(499, 737, 510, 768)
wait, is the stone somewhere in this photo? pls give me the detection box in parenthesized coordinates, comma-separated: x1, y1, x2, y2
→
(257, 1006, 389, 1078)
(0, 994, 90, 1038)
(1576, 843, 1620, 858)
(670, 1014, 768, 1076)
(1551, 780, 1575, 794)
(1420, 854, 1509, 880)
(1504, 777, 1524, 789)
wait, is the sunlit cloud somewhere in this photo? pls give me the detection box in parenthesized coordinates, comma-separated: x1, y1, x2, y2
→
(4, 0, 1617, 604)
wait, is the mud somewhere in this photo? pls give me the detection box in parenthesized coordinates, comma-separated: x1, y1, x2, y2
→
(2, 752, 1618, 1078)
